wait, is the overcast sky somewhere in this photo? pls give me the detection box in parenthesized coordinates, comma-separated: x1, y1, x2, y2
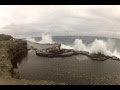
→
(0, 5, 120, 38)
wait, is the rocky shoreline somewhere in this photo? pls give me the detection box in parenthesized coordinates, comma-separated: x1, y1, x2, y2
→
(1, 34, 119, 85)
(0, 34, 64, 85)
(35, 44, 120, 61)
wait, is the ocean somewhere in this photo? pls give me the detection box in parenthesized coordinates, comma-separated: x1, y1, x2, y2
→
(17, 36, 120, 85)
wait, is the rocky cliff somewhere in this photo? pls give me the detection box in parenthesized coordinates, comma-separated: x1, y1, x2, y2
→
(0, 38, 27, 79)
(0, 34, 64, 85)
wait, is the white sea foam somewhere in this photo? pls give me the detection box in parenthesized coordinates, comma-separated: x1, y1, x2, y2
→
(72, 38, 120, 58)
(60, 44, 73, 49)
(26, 37, 36, 42)
(26, 33, 120, 58)
(38, 33, 55, 44)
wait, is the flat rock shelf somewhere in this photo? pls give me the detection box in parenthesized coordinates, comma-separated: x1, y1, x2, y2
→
(34, 44, 120, 61)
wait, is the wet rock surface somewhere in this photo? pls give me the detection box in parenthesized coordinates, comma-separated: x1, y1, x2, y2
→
(35, 49, 78, 57)
(88, 53, 110, 61)
(35, 44, 120, 61)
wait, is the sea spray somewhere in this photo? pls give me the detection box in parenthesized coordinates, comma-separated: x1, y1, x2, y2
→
(73, 39, 89, 52)
(72, 38, 120, 58)
(26, 33, 120, 58)
(65, 38, 120, 58)
(60, 44, 73, 49)
(26, 37, 36, 42)
(38, 33, 55, 44)
(113, 49, 120, 58)
(106, 38, 116, 52)
(88, 39, 110, 55)
(26, 33, 55, 44)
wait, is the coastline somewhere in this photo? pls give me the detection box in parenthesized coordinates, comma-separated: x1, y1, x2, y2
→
(0, 34, 64, 85)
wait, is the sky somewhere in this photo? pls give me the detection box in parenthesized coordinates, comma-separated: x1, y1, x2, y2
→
(0, 5, 120, 38)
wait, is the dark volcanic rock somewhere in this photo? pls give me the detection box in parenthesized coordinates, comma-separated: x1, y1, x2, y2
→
(35, 44, 80, 57)
(34, 43, 78, 57)
(88, 52, 110, 61)
(35, 49, 78, 57)
(35, 45, 120, 61)
(111, 56, 120, 61)
(78, 51, 89, 56)
(35, 44, 90, 58)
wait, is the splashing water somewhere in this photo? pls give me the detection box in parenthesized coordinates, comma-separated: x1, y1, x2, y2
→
(113, 49, 120, 58)
(73, 39, 89, 52)
(72, 38, 120, 58)
(60, 44, 73, 49)
(26, 33, 55, 44)
(26, 33, 120, 58)
(26, 37, 36, 42)
(38, 33, 55, 44)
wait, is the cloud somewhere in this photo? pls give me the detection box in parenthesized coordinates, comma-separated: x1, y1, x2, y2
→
(0, 5, 120, 38)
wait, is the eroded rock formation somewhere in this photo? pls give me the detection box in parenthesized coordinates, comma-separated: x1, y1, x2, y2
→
(35, 44, 120, 61)
(0, 38, 27, 79)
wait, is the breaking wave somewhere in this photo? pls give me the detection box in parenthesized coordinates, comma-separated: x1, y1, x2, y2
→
(26, 37, 36, 42)
(72, 38, 120, 58)
(26, 33, 120, 58)
(38, 33, 55, 44)
(61, 38, 120, 58)
(60, 44, 74, 49)
(26, 33, 55, 44)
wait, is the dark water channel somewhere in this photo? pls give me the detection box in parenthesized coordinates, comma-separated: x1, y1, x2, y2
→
(17, 50, 120, 85)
